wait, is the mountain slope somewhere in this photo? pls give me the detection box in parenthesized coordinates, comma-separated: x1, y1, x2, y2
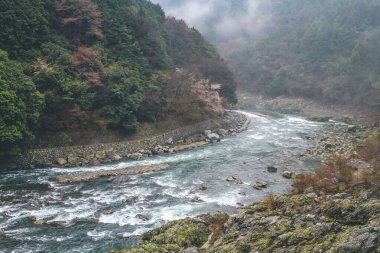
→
(0, 0, 236, 157)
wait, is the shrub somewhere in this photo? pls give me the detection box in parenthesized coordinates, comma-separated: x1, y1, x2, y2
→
(292, 156, 355, 194)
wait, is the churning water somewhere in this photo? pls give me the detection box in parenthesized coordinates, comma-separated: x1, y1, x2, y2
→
(0, 110, 325, 252)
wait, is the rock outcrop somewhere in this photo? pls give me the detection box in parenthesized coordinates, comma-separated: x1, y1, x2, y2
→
(116, 193, 380, 253)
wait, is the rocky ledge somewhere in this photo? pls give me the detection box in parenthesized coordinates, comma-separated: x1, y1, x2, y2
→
(11, 111, 249, 170)
(114, 192, 380, 253)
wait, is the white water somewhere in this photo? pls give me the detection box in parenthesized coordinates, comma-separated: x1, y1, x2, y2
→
(0, 110, 325, 253)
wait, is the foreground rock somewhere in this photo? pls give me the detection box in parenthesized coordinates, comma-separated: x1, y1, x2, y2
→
(116, 193, 380, 253)
(56, 164, 170, 183)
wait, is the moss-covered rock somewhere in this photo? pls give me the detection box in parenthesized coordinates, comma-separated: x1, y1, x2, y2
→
(116, 194, 380, 253)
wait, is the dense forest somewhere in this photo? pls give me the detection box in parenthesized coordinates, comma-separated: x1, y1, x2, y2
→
(229, 0, 380, 107)
(0, 0, 236, 157)
(223, 0, 380, 109)
(156, 0, 380, 112)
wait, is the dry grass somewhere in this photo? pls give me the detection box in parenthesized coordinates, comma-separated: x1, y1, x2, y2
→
(264, 193, 277, 211)
(292, 131, 380, 196)
(292, 156, 355, 194)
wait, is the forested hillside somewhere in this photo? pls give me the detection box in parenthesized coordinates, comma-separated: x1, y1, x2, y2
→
(220, 0, 380, 110)
(224, 0, 380, 109)
(155, 0, 380, 112)
(0, 0, 236, 157)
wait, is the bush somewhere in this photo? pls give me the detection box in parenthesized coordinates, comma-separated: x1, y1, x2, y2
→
(292, 156, 355, 194)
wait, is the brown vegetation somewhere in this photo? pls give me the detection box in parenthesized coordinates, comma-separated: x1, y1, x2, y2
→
(292, 132, 380, 196)
(165, 69, 225, 121)
(57, 0, 102, 43)
(72, 46, 104, 85)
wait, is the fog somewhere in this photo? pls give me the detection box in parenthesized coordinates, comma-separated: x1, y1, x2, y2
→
(151, 0, 271, 42)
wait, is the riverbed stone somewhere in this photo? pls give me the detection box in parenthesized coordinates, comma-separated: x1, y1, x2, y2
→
(34, 219, 45, 225)
(67, 154, 77, 164)
(283, 171, 294, 179)
(253, 180, 268, 190)
(226, 176, 243, 184)
(267, 166, 278, 173)
(113, 154, 122, 161)
(95, 151, 106, 160)
(57, 158, 67, 166)
(199, 183, 207, 191)
(136, 214, 150, 221)
(126, 196, 138, 204)
(103, 210, 113, 215)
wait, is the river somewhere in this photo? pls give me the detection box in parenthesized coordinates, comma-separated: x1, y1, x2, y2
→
(0, 110, 325, 253)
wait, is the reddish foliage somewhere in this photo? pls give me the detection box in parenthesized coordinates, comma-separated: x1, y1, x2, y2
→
(57, 0, 102, 43)
(72, 47, 104, 86)
(292, 156, 355, 194)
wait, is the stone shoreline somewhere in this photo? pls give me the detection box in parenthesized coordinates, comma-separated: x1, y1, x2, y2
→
(11, 111, 250, 170)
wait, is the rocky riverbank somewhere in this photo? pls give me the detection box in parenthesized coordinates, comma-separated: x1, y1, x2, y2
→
(301, 122, 370, 162)
(111, 100, 379, 253)
(238, 94, 379, 127)
(8, 111, 249, 170)
(115, 192, 380, 253)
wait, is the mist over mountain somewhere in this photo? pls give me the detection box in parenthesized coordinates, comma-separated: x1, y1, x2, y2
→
(151, 0, 268, 41)
(154, 0, 380, 113)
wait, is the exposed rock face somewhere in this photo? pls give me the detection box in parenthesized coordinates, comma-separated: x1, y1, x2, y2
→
(116, 194, 380, 253)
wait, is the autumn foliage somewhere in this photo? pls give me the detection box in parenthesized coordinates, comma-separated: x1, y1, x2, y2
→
(165, 69, 225, 119)
(57, 0, 102, 44)
(72, 47, 104, 86)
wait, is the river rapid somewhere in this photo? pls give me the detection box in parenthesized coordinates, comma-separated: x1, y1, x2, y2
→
(0, 110, 325, 253)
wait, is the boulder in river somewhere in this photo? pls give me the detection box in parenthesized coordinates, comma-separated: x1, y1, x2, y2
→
(282, 171, 294, 179)
(103, 210, 113, 215)
(252, 180, 268, 190)
(267, 166, 278, 173)
(226, 176, 243, 184)
(191, 196, 203, 203)
(198, 183, 207, 191)
(126, 196, 138, 204)
(135, 214, 150, 221)
(34, 219, 45, 225)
